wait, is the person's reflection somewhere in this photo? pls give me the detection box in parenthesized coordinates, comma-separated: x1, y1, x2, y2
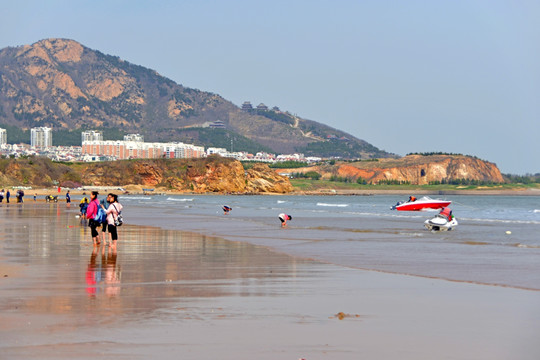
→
(104, 248, 120, 297)
(86, 247, 101, 296)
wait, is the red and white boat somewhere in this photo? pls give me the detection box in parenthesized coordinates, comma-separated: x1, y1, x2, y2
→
(391, 196, 451, 211)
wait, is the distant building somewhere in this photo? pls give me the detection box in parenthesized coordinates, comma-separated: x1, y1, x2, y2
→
(206, 147, 228, 156)
(81, 130, 103, 143)
(0, 128, 6, 146)
(241, 101, 253, 111)
(31, 127, 52, 148)
(82, 140, 204, 160)
(256, 103, 268, 111)
(124, 134, 144, 142)
(209, 120, 226, 129)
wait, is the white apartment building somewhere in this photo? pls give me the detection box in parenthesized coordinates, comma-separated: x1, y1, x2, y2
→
(124, 134, 144, 142)
(0, 128, 6, 146)
(30, 127, 52, 148)
(81, 130, 103, 143)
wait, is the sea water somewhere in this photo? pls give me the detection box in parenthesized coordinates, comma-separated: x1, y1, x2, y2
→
(121, 194, 540, 290)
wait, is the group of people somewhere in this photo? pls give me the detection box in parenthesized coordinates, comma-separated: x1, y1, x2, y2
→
(0, 189, 24, 203)
(0, 189, 9, 203)
(80, 191, 123, 248)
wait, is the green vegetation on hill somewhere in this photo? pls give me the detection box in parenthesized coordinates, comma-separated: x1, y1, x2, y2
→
(163, 128, 274, 154)
(0, 124, 28, 143)
(297, 138, 386, 159)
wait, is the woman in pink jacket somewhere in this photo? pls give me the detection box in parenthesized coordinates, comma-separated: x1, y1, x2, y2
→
(86, 191, 101, 245)
(102, 193, 123, 249)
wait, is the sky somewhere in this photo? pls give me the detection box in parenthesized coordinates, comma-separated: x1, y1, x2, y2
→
(1, 0, 539, 174)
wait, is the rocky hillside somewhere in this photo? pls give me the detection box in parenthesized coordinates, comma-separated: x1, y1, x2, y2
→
(0, 157, 293, 194)
(280, 155, 505, 185)
(0, 38, 390, 158)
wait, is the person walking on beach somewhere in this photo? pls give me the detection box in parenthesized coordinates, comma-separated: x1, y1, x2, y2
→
(278, 213, 292, 227)
(103, 193, 123, 249)
(86, 191, 101, 246)
(66, 190, 71, 207)
(0, 189, 4, 203)
(6, 189, 10, 203)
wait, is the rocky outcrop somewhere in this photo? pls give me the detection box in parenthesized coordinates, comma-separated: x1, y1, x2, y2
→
(281, 155, 505, 185)
(246, 163, 294, 193)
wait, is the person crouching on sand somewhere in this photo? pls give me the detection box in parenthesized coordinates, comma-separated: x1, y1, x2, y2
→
(222, 205, 232, 215)
(278, 213, 292, 227)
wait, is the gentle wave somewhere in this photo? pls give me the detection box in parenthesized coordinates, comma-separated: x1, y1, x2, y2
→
(317, 203, 349, 207)
(461, 217, 540, 225)
(534, 209, 540, 213)
(123, 196, 152, 200)
(277, 200, 287, 204)
(166, 198, 194, 202)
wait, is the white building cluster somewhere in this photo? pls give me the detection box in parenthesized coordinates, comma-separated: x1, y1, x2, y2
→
(0, 127, 322, 164)
(205, 147, 321, 164)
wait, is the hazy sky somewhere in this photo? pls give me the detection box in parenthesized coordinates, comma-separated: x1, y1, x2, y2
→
(1, 0, 539, 174)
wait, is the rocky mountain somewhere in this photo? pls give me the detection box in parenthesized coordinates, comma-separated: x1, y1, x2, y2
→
(280, 154, 505, 185)
(0, 157, 293, 194)
(0, 38, 390, 158)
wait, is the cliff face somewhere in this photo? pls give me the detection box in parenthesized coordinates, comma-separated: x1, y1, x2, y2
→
(0, 157, 293, 193)
(285, 155, 505, 185)
(83, 159, 293, 193)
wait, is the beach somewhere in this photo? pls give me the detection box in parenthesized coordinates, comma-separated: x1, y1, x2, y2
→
(1, 199, 540, 359)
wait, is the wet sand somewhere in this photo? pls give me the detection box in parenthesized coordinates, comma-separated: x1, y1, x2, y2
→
(1, 203, 540, 359)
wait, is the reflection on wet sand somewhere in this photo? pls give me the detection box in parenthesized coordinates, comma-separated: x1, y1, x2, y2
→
(0, 204, 311, 322)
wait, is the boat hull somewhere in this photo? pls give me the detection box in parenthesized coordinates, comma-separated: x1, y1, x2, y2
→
(395, 201, 451, 211)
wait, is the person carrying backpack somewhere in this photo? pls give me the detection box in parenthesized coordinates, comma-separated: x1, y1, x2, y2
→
(103, 193, 123, 249)
(86, 191, 103, 246)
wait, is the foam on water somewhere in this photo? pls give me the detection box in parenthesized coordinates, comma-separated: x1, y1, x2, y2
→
(123, 196, 152, 200)
(166, 197, 194, 202)
(316, 202, 349, 207)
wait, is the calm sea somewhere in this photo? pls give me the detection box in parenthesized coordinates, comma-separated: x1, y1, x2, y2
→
(120, 194, 540, 290)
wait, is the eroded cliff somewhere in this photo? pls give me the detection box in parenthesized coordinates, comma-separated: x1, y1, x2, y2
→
(0, 157, 293, 194)
(282, 155, 504, 185)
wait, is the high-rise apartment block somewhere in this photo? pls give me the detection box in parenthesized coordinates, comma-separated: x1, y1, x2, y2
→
(30, 127, 52, 148)
(0, 128, 6, 145)
(81, 130, 103, 143)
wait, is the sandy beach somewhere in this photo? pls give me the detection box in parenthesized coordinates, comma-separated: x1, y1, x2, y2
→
(1, 202, 540, 359)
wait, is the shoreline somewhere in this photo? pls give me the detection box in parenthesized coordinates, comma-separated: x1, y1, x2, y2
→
(6, 185, 540, 198)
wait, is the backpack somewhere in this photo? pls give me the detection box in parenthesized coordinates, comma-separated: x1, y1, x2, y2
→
(96, 205, 107, 224)
(112, 203, 123, 226)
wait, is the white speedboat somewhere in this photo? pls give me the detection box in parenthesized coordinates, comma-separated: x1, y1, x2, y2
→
(424, 208, 458, 231)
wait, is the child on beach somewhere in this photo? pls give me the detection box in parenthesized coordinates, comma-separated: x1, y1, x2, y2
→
(278, 213, 292, 227)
